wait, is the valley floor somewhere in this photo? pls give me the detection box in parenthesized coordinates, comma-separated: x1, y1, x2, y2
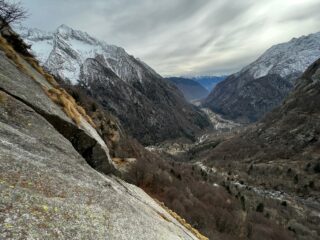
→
(146, 127, 320, 240)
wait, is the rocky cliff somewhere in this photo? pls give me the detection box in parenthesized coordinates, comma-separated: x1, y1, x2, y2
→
(0, 32, 205, 240)
(18, 25, 210, 145)
(203, 31, 320, 123)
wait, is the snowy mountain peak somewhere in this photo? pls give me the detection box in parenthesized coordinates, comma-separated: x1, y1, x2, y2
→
(204, 30, 320, 123)
(17, 26, 53, 41)
(241, 31, 320, 80)
(56, 24, 72, 34)
(18, 25, 149, 84)
(55, 24, 100, 46)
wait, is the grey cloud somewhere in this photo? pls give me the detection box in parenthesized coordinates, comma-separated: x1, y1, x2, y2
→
(279, 2, 320, 23)
(20, 0, 320, 76)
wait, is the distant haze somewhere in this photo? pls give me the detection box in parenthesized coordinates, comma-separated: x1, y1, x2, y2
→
(20, 0, 320, 76)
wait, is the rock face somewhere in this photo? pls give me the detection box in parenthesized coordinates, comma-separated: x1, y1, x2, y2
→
(18, 25, 210, 145)
(0, 47, 115, 174)
(166, 77, 209, 101)
(203, 31, 320, 123)
(0, 36, 201, 239)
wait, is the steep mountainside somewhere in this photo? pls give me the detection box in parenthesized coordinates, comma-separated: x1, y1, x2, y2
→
(0, 33, 202, 239)
(203, 31, 320, 123)
(202, 58, 320, 239)
(18, 25, 210, 145)
(192, 76, 227, 91)
(166, 77, 209, 101)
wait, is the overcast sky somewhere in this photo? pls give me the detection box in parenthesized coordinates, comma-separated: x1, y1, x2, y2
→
(20, 0, 320, 76)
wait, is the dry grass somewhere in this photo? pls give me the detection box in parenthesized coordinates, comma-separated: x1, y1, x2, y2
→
(112, 158, 127, 166)
(23, 56, 59, 87)
(0, 36, 24, 70)
(156, 200, 209, 240)
(44, 87, 81, 125)
(26, 57, 96, 127)
(0, 91, 8, 104)
(43, 87, 96, 127)
(75, 104, 96, 127)
(0, 36, 96, 128)
(23, 56, 43, 72)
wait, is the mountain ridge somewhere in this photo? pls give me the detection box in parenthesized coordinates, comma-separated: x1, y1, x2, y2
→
(203, 31, 320, 123)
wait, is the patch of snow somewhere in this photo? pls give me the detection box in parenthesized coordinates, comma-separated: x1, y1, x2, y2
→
(69, 39, 104, 61)
(27, 40, 53, 63)
(253, 64, 273, 79)
(197, 134, 209, 144)
(59, 63, 80, 85)
(194, 162, 217, 174)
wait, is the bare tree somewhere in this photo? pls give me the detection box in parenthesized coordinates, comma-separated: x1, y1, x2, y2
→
(0, 1, 30, 56)
(0, 0, 28, 29)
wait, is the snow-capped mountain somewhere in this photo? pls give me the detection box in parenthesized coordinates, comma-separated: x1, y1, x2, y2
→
(19, 24, 160, 85)
(203, 31, 320, 123)
(241, 32, 320, 79)
(19, 24, 210, 144)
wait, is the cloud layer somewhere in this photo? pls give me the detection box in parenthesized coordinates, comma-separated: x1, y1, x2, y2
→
(21, 0, 320, 76)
